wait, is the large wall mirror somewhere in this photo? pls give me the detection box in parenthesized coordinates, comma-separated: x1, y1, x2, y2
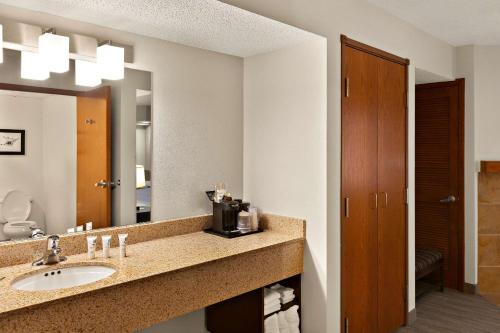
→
(0, 49, 152, 241)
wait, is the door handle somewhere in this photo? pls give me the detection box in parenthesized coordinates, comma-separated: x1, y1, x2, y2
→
(345, 198, 350, 219)
(381, 192, 388, 208)
(440, 195, 456, 203)
(95, 180, 117, 188)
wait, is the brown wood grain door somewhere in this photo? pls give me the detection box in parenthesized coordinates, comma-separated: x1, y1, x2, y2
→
(341, 35, 408, 333)
(377, 58, 407, 332)
(415, 80, 464, 291)
(76, 86, 111, 229)
(341, 45, 379, 333)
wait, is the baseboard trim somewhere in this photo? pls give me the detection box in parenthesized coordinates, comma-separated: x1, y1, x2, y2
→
(406, 308, 417, 326)
(464, 283, 477, 295)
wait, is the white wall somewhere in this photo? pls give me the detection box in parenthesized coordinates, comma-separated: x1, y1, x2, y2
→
(244, 38, 327, 332)
(455, 46, 478, 285)
(149, 46, 243, 220)
(0, 95, 46, 232)
(473, 46, 500, 161)
(42, 95, 77, 235)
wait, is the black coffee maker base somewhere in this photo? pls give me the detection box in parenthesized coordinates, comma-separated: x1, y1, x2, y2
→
(203, 228, 264, 239)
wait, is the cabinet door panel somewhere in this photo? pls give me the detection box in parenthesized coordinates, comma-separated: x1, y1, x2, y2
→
(377, 58, 407, 333)
(341, 46, 379, 333)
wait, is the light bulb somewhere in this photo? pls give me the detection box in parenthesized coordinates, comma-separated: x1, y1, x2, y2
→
(97, 43, 124, 80)
(75, 60, 102, 87)
(39, 32, 70, 73)
(21, 51, 49, 80)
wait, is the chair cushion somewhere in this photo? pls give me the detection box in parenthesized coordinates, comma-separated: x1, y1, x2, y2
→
(415, 248, 443, 273)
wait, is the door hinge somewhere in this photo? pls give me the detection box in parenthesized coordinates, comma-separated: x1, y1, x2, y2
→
(405, 188, 409, 205)
(345, 317, 350, 333)
(345, 77, 350, 97)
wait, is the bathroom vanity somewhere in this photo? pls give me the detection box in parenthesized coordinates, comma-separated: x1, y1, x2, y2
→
(0, 214, 304, 332)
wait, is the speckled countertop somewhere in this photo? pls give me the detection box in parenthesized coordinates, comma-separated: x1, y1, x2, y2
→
(0, 228, 304, 316)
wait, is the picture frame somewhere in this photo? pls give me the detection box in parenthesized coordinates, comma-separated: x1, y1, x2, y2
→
(0, 129, 25, 155)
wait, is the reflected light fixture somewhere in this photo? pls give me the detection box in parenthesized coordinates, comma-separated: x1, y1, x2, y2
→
(136, 165, 146, 189)
(75, 59, 102, 87)
(39, 30, 69, 73)
(21, 51, 49, 80)
(97, 42, 124, 80)
(0, 24, 3, 64)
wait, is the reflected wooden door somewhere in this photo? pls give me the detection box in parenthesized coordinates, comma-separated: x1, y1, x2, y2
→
(415, 80, 464, 290)
(76, 86, 111, 229)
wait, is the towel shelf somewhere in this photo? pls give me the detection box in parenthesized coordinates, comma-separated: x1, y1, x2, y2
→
(206, 274, 301, 333)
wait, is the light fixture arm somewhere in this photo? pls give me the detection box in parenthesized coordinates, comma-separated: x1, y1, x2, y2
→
(42, 28, 56, 35)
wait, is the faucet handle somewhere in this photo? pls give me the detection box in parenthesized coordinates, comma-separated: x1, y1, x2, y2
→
(47, 235, 60, 251)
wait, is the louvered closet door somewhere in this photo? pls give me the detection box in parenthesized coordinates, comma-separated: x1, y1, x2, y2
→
(377, 58, 407, 333)
(341, 46, 379, 333)
(415, 82, 461, 290)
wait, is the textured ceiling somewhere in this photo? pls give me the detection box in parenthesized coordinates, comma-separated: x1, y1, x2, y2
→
(368, 0, 500, 46)
(0, 0, 314, 57)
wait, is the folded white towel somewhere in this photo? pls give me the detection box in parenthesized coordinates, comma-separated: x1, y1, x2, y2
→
(271, 284, 295, 302)
(278, 311, 290, 333)
(264, 314, 280, 333)
(285, 305, 300, 328)
(264, 288, 281, 305)
(281, 294, 296, 304)
(264, 302, 281, 316)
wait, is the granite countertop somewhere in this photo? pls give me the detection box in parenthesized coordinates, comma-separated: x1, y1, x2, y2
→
(0, 228, 304, 316)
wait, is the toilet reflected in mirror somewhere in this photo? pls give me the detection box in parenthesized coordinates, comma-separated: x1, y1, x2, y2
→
(1, 190, 42, 240)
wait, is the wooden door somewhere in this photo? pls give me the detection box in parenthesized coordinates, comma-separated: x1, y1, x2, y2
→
(377, 58, 407, 332)
(76, 86, 112, 229)
(415, 80, 464, 290)
(341, 35, 408, 333)
(341, 45, 380, 333)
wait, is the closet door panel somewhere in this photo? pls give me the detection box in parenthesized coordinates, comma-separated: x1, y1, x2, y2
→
(341, 46, 379, 333)
(377, 59, 407, 333)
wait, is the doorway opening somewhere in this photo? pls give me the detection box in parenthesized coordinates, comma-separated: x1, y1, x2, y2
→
(414, 72, 465, 298)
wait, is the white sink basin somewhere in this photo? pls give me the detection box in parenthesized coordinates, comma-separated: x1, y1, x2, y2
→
(11, 265, 116, 291)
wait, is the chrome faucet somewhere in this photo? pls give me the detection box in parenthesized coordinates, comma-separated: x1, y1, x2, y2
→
(32, 235, 67, 266)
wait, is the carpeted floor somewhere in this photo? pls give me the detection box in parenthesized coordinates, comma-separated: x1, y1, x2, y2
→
(398, 289, 500, 333)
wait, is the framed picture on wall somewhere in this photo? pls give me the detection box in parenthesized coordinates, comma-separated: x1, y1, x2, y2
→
(0, 129, 25, 155)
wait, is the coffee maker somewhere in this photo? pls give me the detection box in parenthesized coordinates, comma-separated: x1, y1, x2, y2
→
(205, 191, 256, 238)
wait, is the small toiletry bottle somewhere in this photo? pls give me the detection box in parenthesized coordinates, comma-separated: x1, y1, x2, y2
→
(67, 227, 75, 234)
(86, 221, 93, 231)
(76, 225, 84, 232)
(102, 235, 111, 258)
(118, 234, 128, 258)
(87, 236, 97, 259)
